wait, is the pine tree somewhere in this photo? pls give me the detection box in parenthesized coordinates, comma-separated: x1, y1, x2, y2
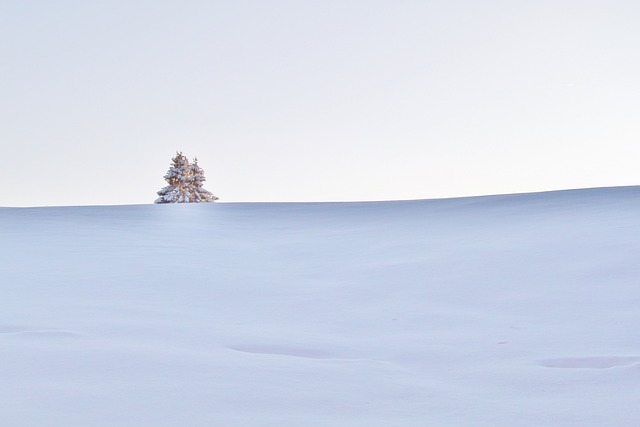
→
(155, 152, 192, 203)
(188, 158, 219, 203)
(155, 152, 219, 204)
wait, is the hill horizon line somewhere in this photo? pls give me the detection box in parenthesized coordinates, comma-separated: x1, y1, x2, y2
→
(2, 184, 639, 209)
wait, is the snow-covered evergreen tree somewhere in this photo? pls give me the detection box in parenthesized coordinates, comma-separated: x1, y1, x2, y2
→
(188, 158, 219, 203)
(155, 152, 192, 203)
(155, 152, 219, 203)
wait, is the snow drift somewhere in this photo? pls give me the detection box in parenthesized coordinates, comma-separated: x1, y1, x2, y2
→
(1, 187, 639, 426)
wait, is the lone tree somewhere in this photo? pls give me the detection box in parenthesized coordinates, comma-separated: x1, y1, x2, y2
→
(155, 152, 218, 203)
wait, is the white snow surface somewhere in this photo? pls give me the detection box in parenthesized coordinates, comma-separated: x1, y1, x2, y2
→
(2, 187, 640, 426)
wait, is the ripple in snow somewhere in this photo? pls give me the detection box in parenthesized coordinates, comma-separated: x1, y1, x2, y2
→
(228, 344, 336, 359)
(541, 356, 640, 369)
(2, 328, 82, 340)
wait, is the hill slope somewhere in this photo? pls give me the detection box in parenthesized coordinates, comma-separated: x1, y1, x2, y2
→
(1, 187, 640, 426)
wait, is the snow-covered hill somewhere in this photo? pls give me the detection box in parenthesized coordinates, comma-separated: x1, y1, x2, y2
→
(2, 187, 640, 426)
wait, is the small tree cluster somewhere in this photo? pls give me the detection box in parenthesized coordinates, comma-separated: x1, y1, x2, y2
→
(155, 152, 219, 203)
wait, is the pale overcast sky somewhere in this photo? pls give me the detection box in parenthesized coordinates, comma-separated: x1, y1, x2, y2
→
(1, 1, 638, 206)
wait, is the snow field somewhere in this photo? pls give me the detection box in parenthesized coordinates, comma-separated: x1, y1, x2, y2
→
(1, 187, 640, 426)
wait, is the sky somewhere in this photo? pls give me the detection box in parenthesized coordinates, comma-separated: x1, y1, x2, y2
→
(1, 0, 638, 206)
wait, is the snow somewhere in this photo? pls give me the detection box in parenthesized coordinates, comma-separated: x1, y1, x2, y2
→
(1, 186, 640, 426)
